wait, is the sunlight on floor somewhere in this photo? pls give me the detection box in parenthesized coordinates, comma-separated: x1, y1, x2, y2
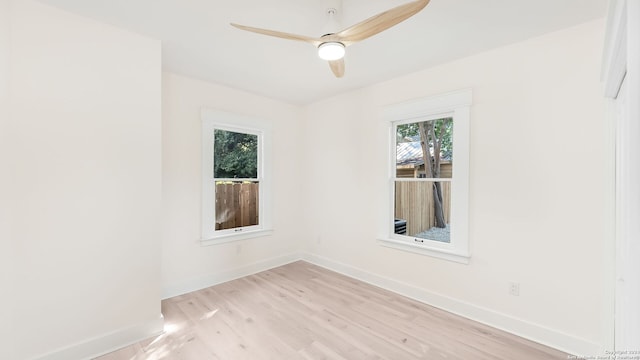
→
(200, 309, 219, 321)
(163, 322, 180, 335)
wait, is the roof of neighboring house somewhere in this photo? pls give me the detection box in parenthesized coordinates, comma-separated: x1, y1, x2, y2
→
(396, 141, 451, 167)
(397, 142, 424, 166)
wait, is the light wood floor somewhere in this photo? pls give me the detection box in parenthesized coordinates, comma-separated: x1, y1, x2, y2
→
(97, 261, 569, 359)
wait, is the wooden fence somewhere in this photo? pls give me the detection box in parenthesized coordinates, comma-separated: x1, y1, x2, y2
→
(215, 182, 259, 230)
(395, 181, 451, 236)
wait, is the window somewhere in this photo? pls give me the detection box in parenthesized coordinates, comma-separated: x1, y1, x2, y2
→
(213, 128, 260, 231)
(201, 109, 272, 245)
(395, 118, 453, 242)
(379, 89, 471, 263)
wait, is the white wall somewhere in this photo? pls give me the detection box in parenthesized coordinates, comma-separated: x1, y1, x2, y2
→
(161, 73, 304, 298)
(0, 0, 15, 359)
(303, 19, 607, 355)
(8, 1, 162, 359)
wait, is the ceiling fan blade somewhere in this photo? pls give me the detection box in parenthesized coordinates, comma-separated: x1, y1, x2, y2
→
(328, 58, 345, 78)
(231, 23, 322, 46)
(334, 0, 430, 44)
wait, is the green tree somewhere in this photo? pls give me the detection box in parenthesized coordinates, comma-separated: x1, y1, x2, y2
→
(214, 129, 258, 178)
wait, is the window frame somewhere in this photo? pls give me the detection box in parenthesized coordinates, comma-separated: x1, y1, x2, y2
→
(201, 109, 273, 245)
(379, 89, 471, 264)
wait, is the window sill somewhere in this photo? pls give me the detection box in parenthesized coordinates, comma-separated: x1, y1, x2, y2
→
(201, 229, 273, 246)
(377, 237, 470, 264)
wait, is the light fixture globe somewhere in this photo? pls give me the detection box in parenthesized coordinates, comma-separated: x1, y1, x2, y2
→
(318, 42, 345, 61)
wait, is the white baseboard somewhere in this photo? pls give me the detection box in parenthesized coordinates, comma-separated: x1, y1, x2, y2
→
(31, 314, 164, 360)
(161, 252, 301, 299)
(300, 252, 601, 357)
(160, 250, 600, 356)
(29, 251, 600, 359)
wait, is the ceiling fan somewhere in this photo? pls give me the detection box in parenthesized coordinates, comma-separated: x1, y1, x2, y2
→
(231, 0, 430, 78)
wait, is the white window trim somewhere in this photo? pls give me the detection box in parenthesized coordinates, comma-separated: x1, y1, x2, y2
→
(378, 89, 472, 264)
(201, 108, 273, 246)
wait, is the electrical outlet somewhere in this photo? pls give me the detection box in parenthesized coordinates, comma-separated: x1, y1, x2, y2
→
(508, 282, 520, 296)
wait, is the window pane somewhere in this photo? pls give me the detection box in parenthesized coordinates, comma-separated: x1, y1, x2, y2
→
(215, 181, 259, 230)
(394, 181, 451, 243)
(214, 129, 258, 179)
(396, 118, 453, 178)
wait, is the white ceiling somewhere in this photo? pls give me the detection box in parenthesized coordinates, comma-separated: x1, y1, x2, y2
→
(37, 0, 608, 105)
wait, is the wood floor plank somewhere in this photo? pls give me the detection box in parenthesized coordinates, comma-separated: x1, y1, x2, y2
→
(95, 261, 570, 360)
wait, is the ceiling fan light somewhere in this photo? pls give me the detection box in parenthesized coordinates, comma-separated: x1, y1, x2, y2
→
(318, 42, 345, 61)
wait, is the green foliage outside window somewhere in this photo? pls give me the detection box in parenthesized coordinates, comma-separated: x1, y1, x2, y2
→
(396, 118, 453, 159)
(214, 129, 258, 179)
